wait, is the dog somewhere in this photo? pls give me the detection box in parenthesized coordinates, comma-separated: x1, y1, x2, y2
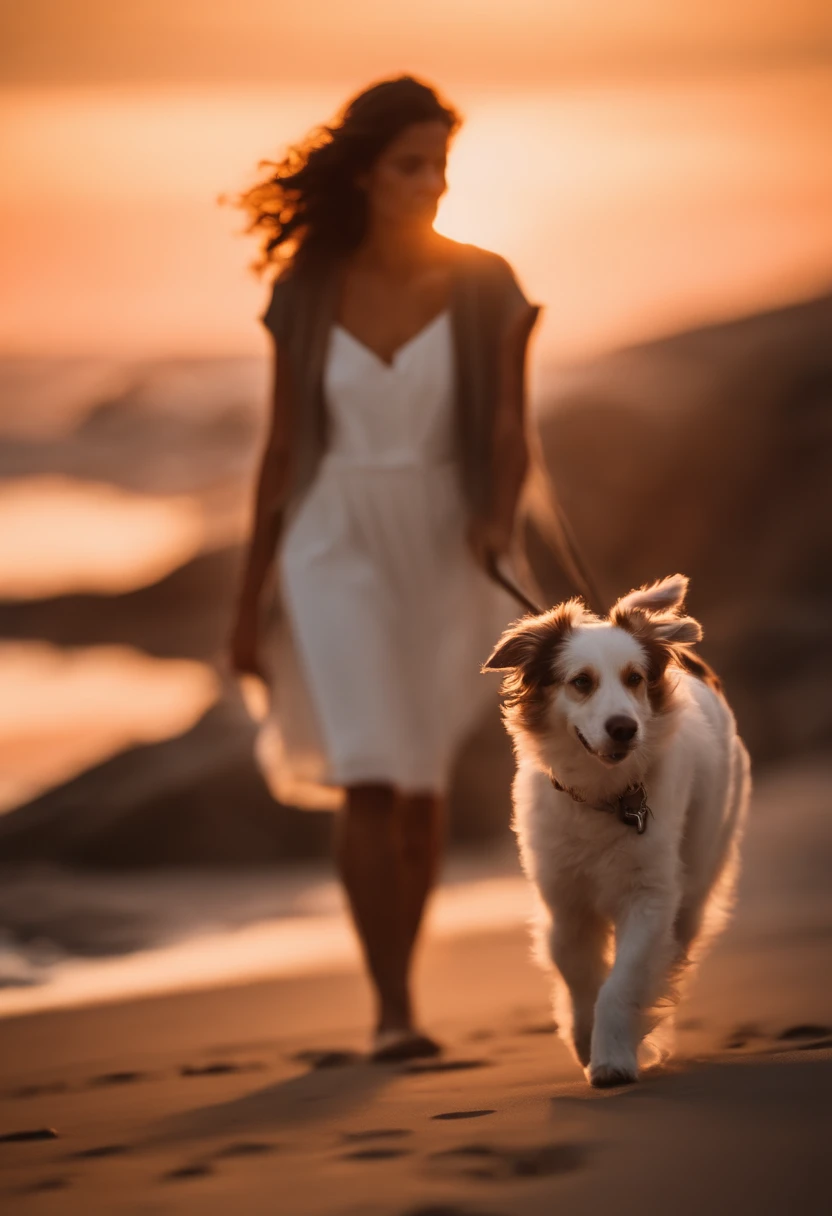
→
(484, 575, 750, 1086)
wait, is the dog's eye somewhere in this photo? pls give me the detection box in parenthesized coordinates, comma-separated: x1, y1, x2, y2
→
(626, 671, 643, 687)
(571, 674, 593, 692)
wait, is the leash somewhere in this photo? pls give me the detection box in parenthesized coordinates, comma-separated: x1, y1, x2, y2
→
(484, 550, 544, 616)
(482, 510, 605, 619)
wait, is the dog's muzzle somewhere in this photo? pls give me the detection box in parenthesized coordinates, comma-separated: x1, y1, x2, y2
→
(576, 727, 633, 765)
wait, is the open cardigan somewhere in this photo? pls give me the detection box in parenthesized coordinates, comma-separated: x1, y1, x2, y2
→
(262, 240, 539, 524)
(261, 238, 599, 610)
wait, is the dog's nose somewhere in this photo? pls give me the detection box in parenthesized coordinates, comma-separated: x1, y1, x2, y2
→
(605, 715, 638, 744)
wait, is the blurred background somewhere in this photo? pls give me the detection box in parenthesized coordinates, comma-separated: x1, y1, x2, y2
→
(0, 1, 830, 1010)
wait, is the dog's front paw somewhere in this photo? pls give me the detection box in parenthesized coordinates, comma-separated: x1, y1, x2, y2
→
(589, 1060, 638, 1088)
(590, 992, 640, 1087)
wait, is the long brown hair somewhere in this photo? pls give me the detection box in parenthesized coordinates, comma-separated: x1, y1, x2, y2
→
(235, 76, 461, 274)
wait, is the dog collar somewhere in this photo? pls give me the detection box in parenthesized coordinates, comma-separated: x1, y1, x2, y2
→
(550, 777, 652, 835)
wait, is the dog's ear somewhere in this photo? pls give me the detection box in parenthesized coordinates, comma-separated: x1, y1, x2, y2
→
(610, 576, 703, 710)
(612, 574, 689, 617)
(483, 622, 543, 672)
(611, 574, 702, 646)
(651, 616, 703, 645)
(483, 601, 584, 681)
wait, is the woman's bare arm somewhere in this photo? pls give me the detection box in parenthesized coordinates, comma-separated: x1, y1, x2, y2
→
(469, 303, 539, 561)
(229, 348, 292, 674)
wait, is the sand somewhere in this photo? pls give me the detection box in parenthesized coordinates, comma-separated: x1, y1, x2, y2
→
(0, 761, 829, 1215)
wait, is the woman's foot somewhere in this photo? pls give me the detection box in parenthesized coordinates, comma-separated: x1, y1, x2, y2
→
(369, 1028, 442, 1063)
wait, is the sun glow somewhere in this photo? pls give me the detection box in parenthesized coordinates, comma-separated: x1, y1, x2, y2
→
(0, 643, 219, 813)
(0, 478, 206, 598)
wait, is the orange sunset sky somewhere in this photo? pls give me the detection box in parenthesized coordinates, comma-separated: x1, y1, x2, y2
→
(3, 1, 831, 84)
(0, 2, 830, 360)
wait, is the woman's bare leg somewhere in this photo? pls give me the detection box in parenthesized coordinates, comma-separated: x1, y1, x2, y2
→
(335, 784, 443, 1049)
(337, 783, 410, 1033)
(398, 792, 444, 973)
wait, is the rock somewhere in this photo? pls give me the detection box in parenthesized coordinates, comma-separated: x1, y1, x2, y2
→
(0, 693, 332, 867)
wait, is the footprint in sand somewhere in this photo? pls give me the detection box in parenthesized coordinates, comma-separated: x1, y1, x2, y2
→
(776, 1025, 832, 1051)
(180, 1061, 264, 1077)
(431, 1111, 496, 1121)
(213, 1142, 278, 1159)
(722, 1023, 765, 1050)
(403, 1059, 490, 1076)
(429, 1141, 587, 1182)
(777, 1024, 831, 1041)
(69, 1144, 130, 1160)
(163, 1162, 215, 1182)
(88, 1071, 148, 1088)
(0, 1128, 59, 1143)
(9, 1082, 68, 1100)
(723, 1023, 832, 1052)
(19, 1176, 71, 1194)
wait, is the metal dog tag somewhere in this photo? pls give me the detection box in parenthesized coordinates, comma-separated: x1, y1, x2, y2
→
(618, 787, 650, 834)
(622, 805, 648, 834)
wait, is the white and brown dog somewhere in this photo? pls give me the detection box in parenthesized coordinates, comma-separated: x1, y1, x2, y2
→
(484, 575, 750, 1086)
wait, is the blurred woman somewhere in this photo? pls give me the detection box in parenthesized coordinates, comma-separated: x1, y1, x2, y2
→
(230, 76, 544, 1059)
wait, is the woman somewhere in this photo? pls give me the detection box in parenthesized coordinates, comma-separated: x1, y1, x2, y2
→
(230, 76, 542, 1060)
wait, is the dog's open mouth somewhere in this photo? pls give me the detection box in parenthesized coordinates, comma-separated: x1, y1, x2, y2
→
(575, 728, 594, 756)
(576, 728, 630, 766)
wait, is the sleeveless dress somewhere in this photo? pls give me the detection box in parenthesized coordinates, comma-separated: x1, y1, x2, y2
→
(256, 310, 516, 809)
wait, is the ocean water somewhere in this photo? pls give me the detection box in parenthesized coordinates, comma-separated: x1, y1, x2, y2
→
(0, 863, 534, 1017)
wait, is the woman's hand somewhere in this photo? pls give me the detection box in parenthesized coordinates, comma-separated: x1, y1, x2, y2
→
(229, 603, 264, 679)
(466, 515, 515, 567)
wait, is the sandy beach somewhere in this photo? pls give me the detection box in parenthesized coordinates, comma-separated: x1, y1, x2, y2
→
(0, 760, 829, 1214)
(1, 23, 830, 1212)
(0, 274, 829, 1216)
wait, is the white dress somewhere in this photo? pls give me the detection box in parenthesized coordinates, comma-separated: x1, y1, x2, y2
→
(257, 311, 515, 809)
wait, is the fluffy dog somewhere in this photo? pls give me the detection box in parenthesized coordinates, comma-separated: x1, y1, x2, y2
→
(484, 575, 750, 1086)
